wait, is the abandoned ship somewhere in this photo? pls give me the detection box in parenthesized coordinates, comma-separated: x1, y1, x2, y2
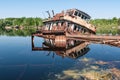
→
(32, 9, 120, 48)
(34, 8, 96, 37)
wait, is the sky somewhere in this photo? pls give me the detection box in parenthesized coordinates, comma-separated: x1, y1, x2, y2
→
(0, 0, 120, 19)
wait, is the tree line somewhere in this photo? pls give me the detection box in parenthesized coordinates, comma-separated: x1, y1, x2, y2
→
(90, 17, 120, 35)
(0, 17, 43, 36)
(0, 17, 43, 28)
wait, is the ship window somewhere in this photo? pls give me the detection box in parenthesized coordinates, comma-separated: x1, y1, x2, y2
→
(53, 23, 56, 26)
(68, 22, 70, 27)
(84, 29, 86, 33)
(61, 22, 64, 26)
(84, 16, 88, 20)
(81, 28, 83, 30)
(56, 22, 58, 26)
(84, 17, 87, 19)
(76, 26, 79, 31)
(81, 15, 84, 19)
(74, 25, 77, 30)
(78, 13, 81, 17)
(78, 27, 81, 31)
(74, 11, 78, 16)
(81, 49, 84, 53)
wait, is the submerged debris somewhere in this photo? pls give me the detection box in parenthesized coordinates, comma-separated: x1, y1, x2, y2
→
(56, 57, 120, 80)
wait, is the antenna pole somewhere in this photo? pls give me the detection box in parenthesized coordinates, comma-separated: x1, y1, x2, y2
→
(52, 10, 55, 17)
(46, 11, 51, 18)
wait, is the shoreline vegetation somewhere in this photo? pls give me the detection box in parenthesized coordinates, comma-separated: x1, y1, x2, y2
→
(0, 17, 120, 36)
(0, 17, 43, 36)
(90, 17, 120, 35)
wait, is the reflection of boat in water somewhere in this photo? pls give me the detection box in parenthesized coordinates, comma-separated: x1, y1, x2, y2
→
(102, 40, 120, 48)
(32, 36, 90, 59)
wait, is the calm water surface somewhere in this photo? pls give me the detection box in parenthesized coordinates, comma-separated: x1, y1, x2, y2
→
(0, 36, 120, 80)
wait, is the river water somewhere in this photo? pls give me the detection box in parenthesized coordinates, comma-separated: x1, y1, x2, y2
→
(0, 36, 120, 80)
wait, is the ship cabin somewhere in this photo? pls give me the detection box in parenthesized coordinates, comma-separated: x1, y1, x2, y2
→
(66, 9, 91, 22)
(42, 9, 95, 35)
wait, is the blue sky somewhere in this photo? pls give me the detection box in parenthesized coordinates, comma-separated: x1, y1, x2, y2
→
(0, 0, 120, 19)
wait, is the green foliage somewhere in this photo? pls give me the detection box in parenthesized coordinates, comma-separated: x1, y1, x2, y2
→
(90, 17, 120, 35)
(118, 18, 120, 26)
(0, 17, 43, 36)
(118, 29, 120, 35)
(0, 17, 43, 27)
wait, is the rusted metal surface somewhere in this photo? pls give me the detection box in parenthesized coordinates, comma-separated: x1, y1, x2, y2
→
(63, 15, 96, 32)
(55, 36, 66, 47)
(42, 30, 65, 35)
(32, 33, 55, 39)
(66, 33, 120, 41)
(103, 41, 120, 47)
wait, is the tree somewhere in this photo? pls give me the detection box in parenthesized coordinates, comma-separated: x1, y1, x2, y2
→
(118, 18, 120, 26)
(13, 18, 24, 26)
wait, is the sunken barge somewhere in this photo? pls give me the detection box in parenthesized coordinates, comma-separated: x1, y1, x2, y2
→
(32, 9, 120, 47)
(33, 9, 96, 37)
(42, 9, 96, 34)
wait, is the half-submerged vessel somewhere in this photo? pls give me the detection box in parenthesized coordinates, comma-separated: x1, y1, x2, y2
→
(32, 8, 120, 46)
(37, 8, 96, 37)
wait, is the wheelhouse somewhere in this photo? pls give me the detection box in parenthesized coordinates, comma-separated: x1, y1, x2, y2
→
(66, 9, 91, 21)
